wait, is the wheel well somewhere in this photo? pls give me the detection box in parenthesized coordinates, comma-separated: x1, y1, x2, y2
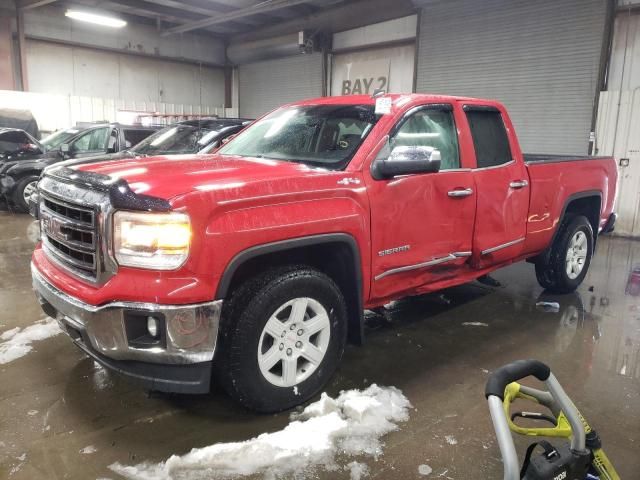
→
(564, 195, 601, 241)
(529, 193, 602, 265)
(219, 238, 364, 345)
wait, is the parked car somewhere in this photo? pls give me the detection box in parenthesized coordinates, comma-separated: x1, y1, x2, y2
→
(0, 122, 159, 212)
(57, 118, 252, 169)
(30, 94, 617, 413)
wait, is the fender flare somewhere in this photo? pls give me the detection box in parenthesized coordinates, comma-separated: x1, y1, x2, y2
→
(215, 233, 365, 344)
(533, 190, 602, 265)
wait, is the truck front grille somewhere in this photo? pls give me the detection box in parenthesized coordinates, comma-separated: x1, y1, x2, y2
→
(40, 193, 98, 280)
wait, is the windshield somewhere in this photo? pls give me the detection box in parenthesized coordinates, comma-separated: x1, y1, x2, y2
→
(218, 105, 378, 169)
(132, 124, 229, 155)
(41, 128, 82, 150)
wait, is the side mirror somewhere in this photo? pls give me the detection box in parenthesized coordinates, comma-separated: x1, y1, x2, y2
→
(372, 145, 441, 179)
(60, 144, 70, 154)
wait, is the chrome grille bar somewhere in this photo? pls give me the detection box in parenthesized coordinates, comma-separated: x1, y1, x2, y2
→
(39, 192, 98, 280)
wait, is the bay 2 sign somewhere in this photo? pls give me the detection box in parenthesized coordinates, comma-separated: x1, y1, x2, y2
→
(334, 57, 390, 96)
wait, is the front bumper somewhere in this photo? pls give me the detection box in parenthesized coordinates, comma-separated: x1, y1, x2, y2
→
(32, 264, 223, 394)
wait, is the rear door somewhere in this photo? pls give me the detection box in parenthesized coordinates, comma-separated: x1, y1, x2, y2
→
(463, 103, 529, 267)
(367, 103, 476, 301)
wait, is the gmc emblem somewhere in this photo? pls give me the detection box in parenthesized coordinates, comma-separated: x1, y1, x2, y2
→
(41, 212, 70, 241)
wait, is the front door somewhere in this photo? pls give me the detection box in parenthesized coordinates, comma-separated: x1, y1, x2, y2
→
(462, 103, 529, 267)
(366, 104, 476, 301)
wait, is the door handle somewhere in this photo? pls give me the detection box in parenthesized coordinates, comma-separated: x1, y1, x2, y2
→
(448, 188, 473, 198)
(509, 180, 529, 189)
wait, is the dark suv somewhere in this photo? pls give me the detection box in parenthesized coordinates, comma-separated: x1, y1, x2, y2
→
(0, 123, 159, 212)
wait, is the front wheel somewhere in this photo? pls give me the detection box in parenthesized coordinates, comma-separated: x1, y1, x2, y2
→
(12, 175, 39, 213)
(535, 215, 594, 293)
(215, 266, 348, 413)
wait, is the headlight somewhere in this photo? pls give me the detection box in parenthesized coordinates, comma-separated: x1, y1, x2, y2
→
(113, 211, 191, 270)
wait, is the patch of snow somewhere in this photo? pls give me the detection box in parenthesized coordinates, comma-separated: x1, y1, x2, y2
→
(444, 435, 458, 445)
(80, 445, 97, 454)
(110, 384, 411, 480)
(17, 453, 26, 461)
(1, 327, 20, 341)
(0, 319, 61, 365)
(418, 464, 433, 476)
(461, 322, 489, 327)
(346, 461, 369, 480)
(27, 410, 38, 416)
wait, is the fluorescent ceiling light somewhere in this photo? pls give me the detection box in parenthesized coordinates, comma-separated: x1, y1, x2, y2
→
(65, 10, 127, 28)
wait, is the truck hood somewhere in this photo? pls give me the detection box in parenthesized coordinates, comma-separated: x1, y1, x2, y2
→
(73, 154, 335, 201)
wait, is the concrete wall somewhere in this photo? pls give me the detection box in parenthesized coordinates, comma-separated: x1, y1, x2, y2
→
(26, 40, 225, 107)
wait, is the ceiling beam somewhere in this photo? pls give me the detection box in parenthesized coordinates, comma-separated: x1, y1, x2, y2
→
(100, 0, 241, 34)
(139, 0, 260, 26)
(162, 0, 313, 35)
(19, 0, 59, 10)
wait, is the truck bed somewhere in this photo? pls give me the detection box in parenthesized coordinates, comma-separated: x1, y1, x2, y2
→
(523, 153, 611, 164)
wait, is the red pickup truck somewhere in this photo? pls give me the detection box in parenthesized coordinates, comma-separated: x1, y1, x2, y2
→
(30, 94, 617, 412)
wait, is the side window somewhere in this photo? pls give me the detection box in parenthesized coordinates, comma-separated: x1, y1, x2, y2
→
(465, 109, 512, 168)
(72, 127, 110, 153)
(390, 107, 460, 170)
(124, 129, 152, 148)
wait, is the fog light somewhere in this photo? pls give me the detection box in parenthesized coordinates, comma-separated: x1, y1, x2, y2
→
(147, 316, 159, 338)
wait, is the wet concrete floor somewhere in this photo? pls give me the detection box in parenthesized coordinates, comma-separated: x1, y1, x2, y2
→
(0, 210, 639, 479)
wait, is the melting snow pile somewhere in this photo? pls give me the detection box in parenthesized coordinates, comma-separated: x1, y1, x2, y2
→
(110, 384, 412, 480)
(0, 318, 61, 364)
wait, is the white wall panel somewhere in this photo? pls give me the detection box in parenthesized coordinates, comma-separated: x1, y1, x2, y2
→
(0, 90, 228, 134)
(331, 44, 415, 95)
(27, 40, 225, 108)
(333, 15, 417, 51)
(416, 0, 607, 155)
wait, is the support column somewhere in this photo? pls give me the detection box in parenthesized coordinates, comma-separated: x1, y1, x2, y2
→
(0, 15, 14, 89)
(16, 8, 27, 90)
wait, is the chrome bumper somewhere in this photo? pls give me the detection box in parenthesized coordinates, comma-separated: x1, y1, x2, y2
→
(31, 263, 222, 365)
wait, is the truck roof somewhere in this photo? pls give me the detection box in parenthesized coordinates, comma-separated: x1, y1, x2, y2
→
(287, 93, 493, 108)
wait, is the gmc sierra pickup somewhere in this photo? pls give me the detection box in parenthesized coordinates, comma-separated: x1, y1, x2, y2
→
(30, 94, 617, 413)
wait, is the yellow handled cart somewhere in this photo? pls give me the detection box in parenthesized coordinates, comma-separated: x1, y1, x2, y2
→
(485, 360, 619, 480)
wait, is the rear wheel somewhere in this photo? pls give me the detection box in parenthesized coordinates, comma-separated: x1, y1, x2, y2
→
(535, 215, 594, 293)
(215, 266, 348, 413)
(12, 175, 39, 213)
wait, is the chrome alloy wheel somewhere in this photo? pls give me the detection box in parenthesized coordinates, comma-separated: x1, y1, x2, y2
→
(257, 297, 331, 387)
(565, 231, 587, 280)
(22, 180, 37, 204)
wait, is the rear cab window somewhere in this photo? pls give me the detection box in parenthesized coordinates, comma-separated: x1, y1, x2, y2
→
(464, 107, 512, 168)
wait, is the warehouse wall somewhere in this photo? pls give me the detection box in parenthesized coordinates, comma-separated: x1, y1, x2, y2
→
(26, 41, 225, 107)
(23, 5, 225, 66)
(415, 0, 607, 155)
(595, 11, 640, 236)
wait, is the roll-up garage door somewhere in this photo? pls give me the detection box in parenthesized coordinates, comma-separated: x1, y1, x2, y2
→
(415, 0, 607, 154)
(238, 53, 323, 119)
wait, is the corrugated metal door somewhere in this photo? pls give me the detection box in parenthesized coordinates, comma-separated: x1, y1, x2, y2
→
(415, 0, 607, 154)
(238, 53, 323, 119)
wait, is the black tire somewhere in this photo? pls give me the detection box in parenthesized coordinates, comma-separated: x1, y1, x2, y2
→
(11, 175, 39, 213)
(535, 215, 594, 293)
(214, 266, 348, 413)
